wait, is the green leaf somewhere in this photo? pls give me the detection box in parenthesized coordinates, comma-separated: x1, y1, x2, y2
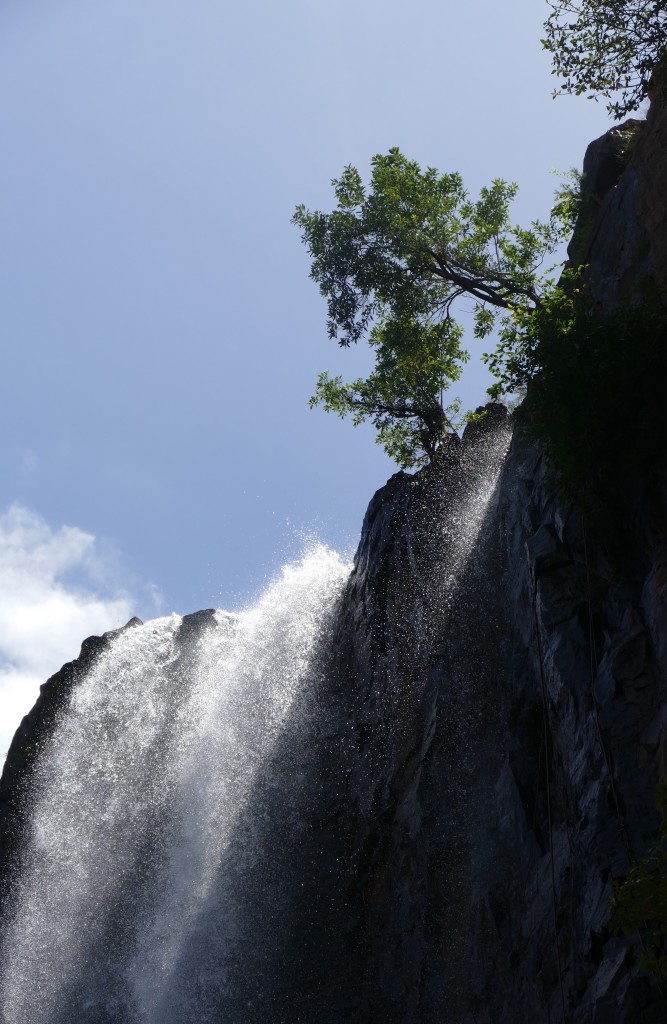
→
(295, 149, 559, 465)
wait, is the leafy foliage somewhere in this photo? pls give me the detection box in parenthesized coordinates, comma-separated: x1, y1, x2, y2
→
(293, 149, 567, 467)
(498, 288, 667, 507)
(613, 780, 667, 981)
(483, 271, 580, 402)
(543, 0, 667, 117)
(309, 315, 465, 468)
(550, 169, 583, 237)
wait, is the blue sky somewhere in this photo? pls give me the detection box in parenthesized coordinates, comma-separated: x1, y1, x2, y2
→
(0, 0, 612, 752)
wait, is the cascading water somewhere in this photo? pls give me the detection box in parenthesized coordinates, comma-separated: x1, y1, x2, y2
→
(0, 414, 517, 1024)
(414, 422, 514, 1022)
(0, 544, 349, 1024)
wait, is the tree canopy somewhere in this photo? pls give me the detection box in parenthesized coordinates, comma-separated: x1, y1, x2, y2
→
(543, 0, 667, 117)
(293, 149, 568, 467)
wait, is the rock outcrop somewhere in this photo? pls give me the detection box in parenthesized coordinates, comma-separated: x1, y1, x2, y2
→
(309, 403, 665, 1023)
(570, 78, 667, 310)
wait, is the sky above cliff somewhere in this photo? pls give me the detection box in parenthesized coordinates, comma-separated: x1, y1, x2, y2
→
(0, 0, 614, 755)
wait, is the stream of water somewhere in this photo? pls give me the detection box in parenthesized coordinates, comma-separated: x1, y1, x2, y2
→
(0, 545, 349, 1024)
(0, 421, 514, 1024)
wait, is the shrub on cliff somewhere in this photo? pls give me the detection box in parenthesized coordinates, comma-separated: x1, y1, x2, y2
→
(543, 0, 667, 117)
(293, 149, 569, 468)
(495, 283, 667, 507)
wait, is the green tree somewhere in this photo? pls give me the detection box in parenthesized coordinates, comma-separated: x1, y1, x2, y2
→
(293, 148, 566, 467)
(543, 0, 667, 118)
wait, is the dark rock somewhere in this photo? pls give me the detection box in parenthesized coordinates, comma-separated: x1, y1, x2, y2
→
(567, 85, 667, 311)
(317, 410, 667, 1022)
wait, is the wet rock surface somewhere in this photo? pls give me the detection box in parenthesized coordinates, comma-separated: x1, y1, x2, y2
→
(0, 617, 143, 903)
(325, 417, 667, 1023)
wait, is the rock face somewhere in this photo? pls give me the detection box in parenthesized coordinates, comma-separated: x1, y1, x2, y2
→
(570, 80, 667, 310)
(304, 402, 664, 1023)
(327, 406, 516, 1022)
(487, 430, 667, 1024)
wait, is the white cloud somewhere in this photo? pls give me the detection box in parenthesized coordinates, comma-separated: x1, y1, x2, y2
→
(0, 505, 135, 761)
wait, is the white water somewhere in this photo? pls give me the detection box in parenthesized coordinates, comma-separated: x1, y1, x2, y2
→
(0, 544, 349, 1024)
(438, 426, 512, 601)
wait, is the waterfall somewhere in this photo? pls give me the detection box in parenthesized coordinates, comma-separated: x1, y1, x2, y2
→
(0, 544, 349, 1024)
(0, 416, 518, 1024)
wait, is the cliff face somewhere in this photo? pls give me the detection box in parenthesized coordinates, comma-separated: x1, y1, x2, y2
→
(570, 78, 667, 309)
(322, 87, 667, 1021)
(330, 413, 666, 1022)
(490, 426, 667, 1023)
(327, 408, 514, 1022)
